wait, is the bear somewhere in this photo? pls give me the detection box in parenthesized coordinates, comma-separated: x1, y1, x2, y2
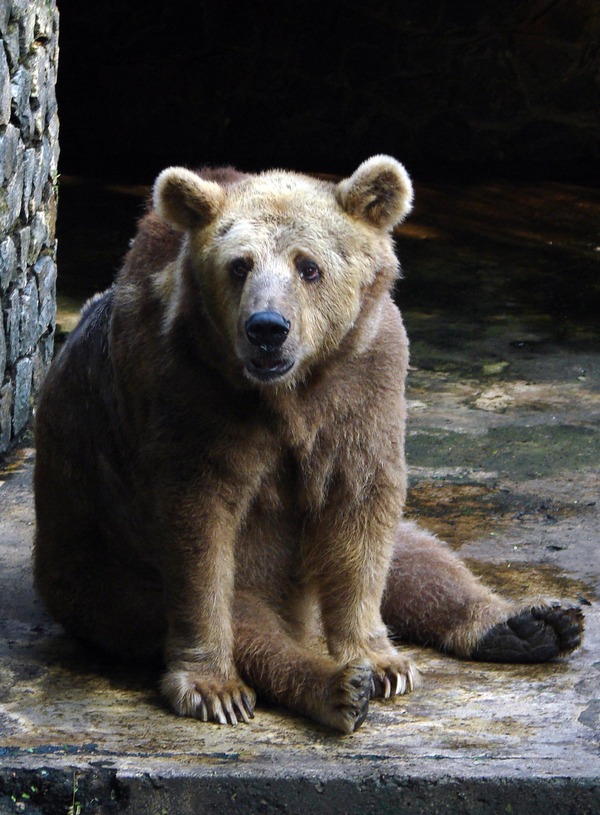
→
(33, 156, 583, 734)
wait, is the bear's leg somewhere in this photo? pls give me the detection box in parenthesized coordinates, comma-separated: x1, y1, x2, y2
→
(233, 592, 373, 734)
(382, 521, 583, 662)
(302, 504, 420, 701)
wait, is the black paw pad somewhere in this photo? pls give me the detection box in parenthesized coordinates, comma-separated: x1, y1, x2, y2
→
(470, 605, 584, 664)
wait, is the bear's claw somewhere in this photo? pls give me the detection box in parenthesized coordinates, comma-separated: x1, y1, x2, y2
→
(370, 654, 420, 700)
(470, 604, 584, 663)
(161, 668, 257, 724)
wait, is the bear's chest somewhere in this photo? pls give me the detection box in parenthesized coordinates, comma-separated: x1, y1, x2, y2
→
(234, 455, 306, 595)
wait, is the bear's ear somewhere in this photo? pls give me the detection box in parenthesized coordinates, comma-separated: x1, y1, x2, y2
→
(336, 155, 413, 230)
(153, 167, 225, 231)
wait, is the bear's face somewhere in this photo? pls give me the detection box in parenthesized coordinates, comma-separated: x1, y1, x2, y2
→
(154, 156, 413, 386)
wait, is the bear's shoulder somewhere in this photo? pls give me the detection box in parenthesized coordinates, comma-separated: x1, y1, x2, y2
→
(124, 210, 182, 279)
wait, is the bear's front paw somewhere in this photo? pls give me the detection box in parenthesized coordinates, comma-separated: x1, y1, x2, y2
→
(469, 604, 584, 664)
(370, 651, 420, 700)
(308, 660, 372, 734)
(161, 668, 256, 724)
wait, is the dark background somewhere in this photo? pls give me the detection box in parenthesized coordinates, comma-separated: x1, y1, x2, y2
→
(57, 0, 600, 183)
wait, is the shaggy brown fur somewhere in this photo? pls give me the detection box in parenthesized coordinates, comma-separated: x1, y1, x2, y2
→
(33, 157, 583, 733)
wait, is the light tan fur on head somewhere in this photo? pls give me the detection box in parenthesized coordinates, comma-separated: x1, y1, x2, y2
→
(153, 157, 412, 387)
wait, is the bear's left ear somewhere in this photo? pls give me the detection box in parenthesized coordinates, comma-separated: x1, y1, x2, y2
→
(336, 155, 413, 230)
(153, 167, 225, 231)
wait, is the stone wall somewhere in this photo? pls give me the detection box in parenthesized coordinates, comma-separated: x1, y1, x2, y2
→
(0, 0, 59, 456)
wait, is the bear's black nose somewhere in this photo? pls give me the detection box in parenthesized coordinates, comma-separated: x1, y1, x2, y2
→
(245, 311, 290, 350)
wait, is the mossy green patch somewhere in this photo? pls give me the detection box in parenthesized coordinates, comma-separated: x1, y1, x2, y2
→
(407, 423, 600, 478)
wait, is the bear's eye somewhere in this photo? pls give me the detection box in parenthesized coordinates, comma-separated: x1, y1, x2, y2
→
(296, 257, 321, 282)
(230, 257, 253, 281)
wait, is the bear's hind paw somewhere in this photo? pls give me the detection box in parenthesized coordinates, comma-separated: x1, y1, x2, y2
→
(469, 604, 584, 664)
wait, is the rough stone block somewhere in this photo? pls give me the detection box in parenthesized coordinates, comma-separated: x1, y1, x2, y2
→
(19, 275, 40, 354)
(0, 2, 10, 35)
(21, 146, 36, 217)
(2, 20, 20, 72)
(35, 254, 56, 332)
(40, 131, 53, 177)
(32, 98, 45, 140)
(0, 309, 5, 383)
(0, 187, 7, 235)
(29, 211, 49, 260)
(13, 355, 33, 435)
(34, 4, 55, 42)
(30, 143, 47, 212)
(5, 287, 20, 365)
(0, 121, 20, 186)
(29, 45, 43, 100)
(47, 108, 58, 145)
(0, 235, 16, 291)
(4, 153, 24, 230)
(0, 42, 11, 126)
(10, 66, 32, 141)
(17, 225, 30, 269)
(30, 48, 48, 139)
(0, 382, 13, 453)
(17, 1, 35, 56)
(11, 0, 30, 25)
(44, 68, 57, 126)
(47, 186, 57, 242)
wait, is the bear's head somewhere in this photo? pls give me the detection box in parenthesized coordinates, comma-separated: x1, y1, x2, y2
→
(153, 156, 413, 387)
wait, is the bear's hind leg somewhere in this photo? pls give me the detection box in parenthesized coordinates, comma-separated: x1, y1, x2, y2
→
(382, 521, 583, 662)
(233, 592, 372, 734)
(34, 526, 167, 662)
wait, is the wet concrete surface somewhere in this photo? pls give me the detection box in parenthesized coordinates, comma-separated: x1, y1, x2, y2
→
(0, 176, 599, 813)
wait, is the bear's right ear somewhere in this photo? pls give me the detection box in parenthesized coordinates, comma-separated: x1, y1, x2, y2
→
(153, 167, 225, 231)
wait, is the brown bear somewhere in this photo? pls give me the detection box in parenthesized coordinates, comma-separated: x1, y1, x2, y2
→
(33, 156, 583, 733)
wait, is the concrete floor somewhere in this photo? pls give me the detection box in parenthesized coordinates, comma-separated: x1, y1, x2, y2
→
(0, 176, 599, 814)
